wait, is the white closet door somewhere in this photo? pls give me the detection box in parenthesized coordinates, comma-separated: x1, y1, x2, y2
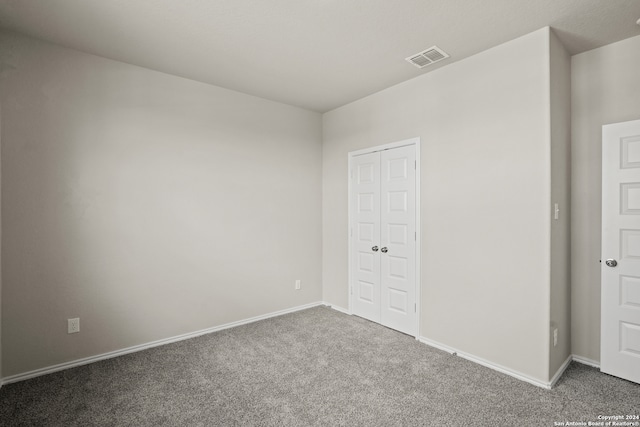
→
(380, 146, 416, 335)
(351, 151, 382, 323)
(350, 144, 417, 336)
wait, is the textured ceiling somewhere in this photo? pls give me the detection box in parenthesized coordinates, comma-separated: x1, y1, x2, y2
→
(1, 0, 640, 112)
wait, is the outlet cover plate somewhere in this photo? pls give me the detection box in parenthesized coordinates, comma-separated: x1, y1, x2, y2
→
(68, 318, 80, 334)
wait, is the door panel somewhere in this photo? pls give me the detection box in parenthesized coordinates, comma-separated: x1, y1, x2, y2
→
(380, 146, 416, 335)
(351, 152, 381, 323)
(602, 119, 640, 384)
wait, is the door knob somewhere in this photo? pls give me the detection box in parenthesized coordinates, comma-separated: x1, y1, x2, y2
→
(372, 246, 379, 252)
(605, 259, 618, 267)
(381, 247, 388, 253)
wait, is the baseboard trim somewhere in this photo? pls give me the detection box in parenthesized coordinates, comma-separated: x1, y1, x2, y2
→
(418, 336, 554, 389)
(2, 304, 597, 388)
(549, 355, 573, 388)
(572, 355, 600, 368)
(1, 301, 324, 386)
(323, 303, 350, 315)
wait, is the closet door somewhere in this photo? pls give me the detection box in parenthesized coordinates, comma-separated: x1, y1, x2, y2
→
(351, 151, 382, 323)
(380, 146, 416, 335)
(350, 143, 417, 336)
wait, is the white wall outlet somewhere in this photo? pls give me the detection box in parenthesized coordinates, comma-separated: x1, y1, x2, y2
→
(68, 318, 80, 334)
(295, 279, 301, 290)
(553, 328, 558, 347)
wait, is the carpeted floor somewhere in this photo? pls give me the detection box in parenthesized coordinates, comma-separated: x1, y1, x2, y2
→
(0, 305, 638, 426)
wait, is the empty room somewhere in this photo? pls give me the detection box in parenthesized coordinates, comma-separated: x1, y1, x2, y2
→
(1, 0, 640, 425)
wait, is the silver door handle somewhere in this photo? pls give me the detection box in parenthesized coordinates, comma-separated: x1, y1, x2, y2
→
(605, 259, 618, 267)
(372, 246, 379, 252)
(381, 247, 388, 253)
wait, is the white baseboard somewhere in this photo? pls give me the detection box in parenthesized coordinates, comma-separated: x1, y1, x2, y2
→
(418, 336, 555, 389)
(572, 354, 600, 368)
(1, 303, 601, 389)
(1, 301, 324, 386)
(323, 303, 350, 315)
(549, 355, 573, 388)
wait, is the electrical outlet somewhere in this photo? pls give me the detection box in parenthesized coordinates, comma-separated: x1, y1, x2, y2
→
(68, 318, 80, 334)
(553, 328, 558, 347)
(295, 279, 301, 290)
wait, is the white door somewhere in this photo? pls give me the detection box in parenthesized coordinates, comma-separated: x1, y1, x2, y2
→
(380, 145, 417, 334)
(601, 118, 640, 384)
(351, 151, 382, 323)
(350, 143, 417, 336)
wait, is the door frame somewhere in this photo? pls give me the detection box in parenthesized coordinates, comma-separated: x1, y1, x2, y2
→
(347, 137, 421, 338)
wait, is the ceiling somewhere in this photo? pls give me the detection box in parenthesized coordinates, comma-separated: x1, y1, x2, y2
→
(1, 0, 640, 112)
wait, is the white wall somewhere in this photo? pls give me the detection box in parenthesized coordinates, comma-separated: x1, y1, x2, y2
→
(571, 34, 640, 363)
(0, 32, 323, 377)
(549, 30, 572, 377)
(323, 28, 554, 382)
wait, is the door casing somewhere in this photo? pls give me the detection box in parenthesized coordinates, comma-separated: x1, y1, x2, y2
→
(347, 137, 421, 338)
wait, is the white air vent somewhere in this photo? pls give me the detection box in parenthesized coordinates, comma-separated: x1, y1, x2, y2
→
(405, 46, 449, 69)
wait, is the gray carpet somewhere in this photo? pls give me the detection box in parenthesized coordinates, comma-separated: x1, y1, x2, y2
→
(0, 306, 638, 426)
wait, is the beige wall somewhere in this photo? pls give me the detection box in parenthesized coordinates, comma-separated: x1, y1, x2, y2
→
(0, 32, 323, 377)
(571, 34, 640, 363)
(323, 28, 554, 382)
(548, 30, 572, 377)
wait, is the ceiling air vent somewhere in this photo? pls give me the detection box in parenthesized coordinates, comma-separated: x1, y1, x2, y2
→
(405, 46, 449, 69)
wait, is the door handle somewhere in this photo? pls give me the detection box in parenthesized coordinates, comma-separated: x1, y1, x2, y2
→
(372, 246, 379, 252)
(381, 247, 388, 253)
(605, 259, 618, 267)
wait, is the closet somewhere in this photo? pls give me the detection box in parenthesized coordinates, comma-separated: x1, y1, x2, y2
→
(349, 141, 418, 335)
